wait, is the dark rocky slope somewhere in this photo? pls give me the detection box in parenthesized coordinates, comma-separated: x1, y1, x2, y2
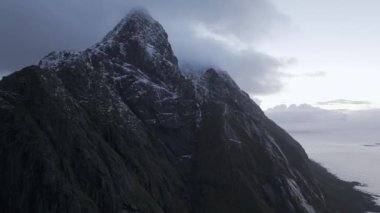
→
(0, 9, 378, 213)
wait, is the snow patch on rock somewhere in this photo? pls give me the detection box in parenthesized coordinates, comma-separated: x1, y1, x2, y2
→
(287, 178, 316, 213)
(39, 51, 81, 71)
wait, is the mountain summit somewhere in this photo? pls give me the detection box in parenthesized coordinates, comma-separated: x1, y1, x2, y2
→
(101, 8, 178, 65)
(0, 9, 378, 213)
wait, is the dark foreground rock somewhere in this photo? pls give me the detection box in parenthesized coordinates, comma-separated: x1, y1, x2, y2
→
(0, 9, 378, 213)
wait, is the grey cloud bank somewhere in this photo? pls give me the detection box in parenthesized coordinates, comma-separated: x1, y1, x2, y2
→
(0, 0, 288, 94)
(317, 99, 371, 106)
(266, 104, 380, 143)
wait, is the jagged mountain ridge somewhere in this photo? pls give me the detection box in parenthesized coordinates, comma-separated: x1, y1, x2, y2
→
(0, 9, 378, 213)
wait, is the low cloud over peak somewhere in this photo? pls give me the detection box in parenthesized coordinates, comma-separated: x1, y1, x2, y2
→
(0, 0, 290, 94)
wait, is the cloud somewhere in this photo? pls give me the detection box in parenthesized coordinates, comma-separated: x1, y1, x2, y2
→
(280, 70, 327, 78)
(304, 71, 326, 77)
(317, 99, 371, 106)
(0, 0, 289, 94)
(266, 104, 346, 125)
(265, 104, 380, 143)
(252, 97, 262, 106)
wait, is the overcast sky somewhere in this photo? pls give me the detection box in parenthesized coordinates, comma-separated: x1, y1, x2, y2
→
(266, 104, 380, 148)
(1, 0, 379, 113)
(0, 0, 290, 95)
(257, 0, 380, 110)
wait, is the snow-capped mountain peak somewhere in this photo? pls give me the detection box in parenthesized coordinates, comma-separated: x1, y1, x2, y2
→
(11, 9, 377, 213)
(99, 8, 178, 66)
(102, 7, 157, 42)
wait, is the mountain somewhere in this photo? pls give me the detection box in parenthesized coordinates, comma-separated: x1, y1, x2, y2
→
(0, 9, 378, 213)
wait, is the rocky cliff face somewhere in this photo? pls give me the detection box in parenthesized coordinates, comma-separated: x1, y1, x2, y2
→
(0, 9, 378, 213)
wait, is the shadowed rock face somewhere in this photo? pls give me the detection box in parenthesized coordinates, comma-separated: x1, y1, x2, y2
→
(0, 9, 378, 213)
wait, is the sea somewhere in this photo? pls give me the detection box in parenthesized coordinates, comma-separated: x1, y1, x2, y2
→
(292, 130, 380, 204)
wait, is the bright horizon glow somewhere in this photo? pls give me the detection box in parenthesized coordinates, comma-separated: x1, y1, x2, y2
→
(251, 0, 380, 110)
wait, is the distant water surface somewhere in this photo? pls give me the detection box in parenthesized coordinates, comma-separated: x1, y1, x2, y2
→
(293, 131, 380, 204)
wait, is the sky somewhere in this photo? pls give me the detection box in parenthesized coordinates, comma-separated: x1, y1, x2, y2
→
(1, 0, 380, 130)
(266, 104, 380, 142)
(3, 0, 378, 192)
(0, 0, 287, 94)
(256, 0, 380, 110)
